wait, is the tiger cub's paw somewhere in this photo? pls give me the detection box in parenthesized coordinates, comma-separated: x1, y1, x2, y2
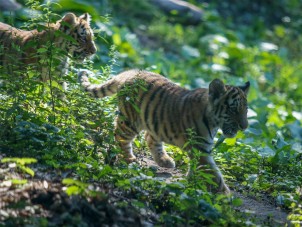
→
(77, 70, 90, 83)
(220, 183, 231, 195)
(155, 156, 175, 168)
(124, 155, 137, 163)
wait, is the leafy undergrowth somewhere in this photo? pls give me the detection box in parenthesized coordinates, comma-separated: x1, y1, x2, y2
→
(0, 154, 244, 226)
(0, 155, 287, 226)
(1, 0, 302, 226)
(0, 154, 289, 227)
(0, 162, 145, 226)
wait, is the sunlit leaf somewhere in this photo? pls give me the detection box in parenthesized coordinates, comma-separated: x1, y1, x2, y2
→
(65, 185, 81, 196)
(112, 34, 122, 46)
(18, 165, 35, 177)
(62, 178, 88, 187)
(1, 157, 37, 165)
(225, 131, 244, 146)
(11, 179, 28, 185)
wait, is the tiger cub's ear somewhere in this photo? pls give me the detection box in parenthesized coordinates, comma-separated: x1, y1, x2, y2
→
(209, 79, 226, 101)
(79, 13, 91, 24)
(61, 13, 77, 27)
(239, 81, 250, 96)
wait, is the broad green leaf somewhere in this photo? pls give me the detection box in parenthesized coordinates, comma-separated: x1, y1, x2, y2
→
(112, 34, 122, 46)
(19, 165, 35, 177)
(225, 137, 236, 146)
(37, 47, 48, 53)
(62, 178, 88, 187)
(258, 146, 275, 157)
(65, 185, 81, 196)
(232, 198, 243, 206)
(11, 179, 28, 185)
(167, 182, 185, 190)
(1, 157, 37, 165)
(131, 200, 145, 208)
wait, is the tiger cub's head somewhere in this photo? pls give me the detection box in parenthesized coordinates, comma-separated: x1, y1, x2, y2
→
(208, 79, 250, 138)
(58, 13, 97, 62)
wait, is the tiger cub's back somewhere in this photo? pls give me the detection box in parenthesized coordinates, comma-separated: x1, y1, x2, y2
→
(0, 22, 39, 69)
(118, 70, 189, 139)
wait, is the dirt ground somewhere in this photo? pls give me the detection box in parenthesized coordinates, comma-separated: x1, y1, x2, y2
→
(141, 157, 289, 227)
(0, 155, 289, 226)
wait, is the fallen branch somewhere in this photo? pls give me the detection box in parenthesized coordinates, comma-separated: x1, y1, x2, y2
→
(150, 0, 203, 24)
(0, 0, 21, 11)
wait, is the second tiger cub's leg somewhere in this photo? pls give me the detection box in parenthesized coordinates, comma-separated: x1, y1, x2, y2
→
(114, 116, 138, 163)
(145, 132, 175, 168)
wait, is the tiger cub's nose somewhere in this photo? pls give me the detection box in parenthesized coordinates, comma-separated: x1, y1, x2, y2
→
(91, 45, 97, 54)
(238, 120, 248, 130)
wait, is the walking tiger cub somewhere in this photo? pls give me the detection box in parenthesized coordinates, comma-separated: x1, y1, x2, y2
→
(78, 69, 250, 193)
(0, 13, 96, 84)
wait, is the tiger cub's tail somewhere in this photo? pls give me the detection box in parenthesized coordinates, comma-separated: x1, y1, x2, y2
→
(78, 70, 118, 98)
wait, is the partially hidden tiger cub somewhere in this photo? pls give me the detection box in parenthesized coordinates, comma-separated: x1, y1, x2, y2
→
(78, 69, 250, 194)
(0, 13, 96, 84)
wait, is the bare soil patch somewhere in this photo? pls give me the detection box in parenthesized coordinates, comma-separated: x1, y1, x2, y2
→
(141, 156, 289, 226)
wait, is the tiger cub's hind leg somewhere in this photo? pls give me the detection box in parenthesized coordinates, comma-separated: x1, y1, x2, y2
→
(145, 132, 175, 168)
(115, 117, 138, 163)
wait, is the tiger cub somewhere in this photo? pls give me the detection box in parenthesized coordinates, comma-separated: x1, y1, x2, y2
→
(0, 13, 96, 84)
(78, 69, 250, 194)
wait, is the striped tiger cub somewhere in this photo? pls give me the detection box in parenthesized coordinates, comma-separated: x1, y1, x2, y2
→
(78, 69, 250, 194)
(0, 13, 96, 84)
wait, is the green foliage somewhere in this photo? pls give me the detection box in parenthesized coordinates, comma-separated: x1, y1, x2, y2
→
(1, 0, 302, 225)
(116, 77, 147, 113)
(62, 178, 92, 196)
(1, 157, 37, 176)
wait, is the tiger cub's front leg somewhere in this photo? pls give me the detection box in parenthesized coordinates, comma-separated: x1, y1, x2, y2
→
(198, 155, 231, 194)
(145, 132, 175, 168)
